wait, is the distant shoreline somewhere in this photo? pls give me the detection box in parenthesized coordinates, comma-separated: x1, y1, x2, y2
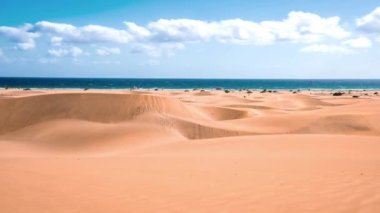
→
(1, 78, 380, 90)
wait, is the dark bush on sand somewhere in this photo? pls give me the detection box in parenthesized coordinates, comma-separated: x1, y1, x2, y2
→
(333, 92, 344, 96)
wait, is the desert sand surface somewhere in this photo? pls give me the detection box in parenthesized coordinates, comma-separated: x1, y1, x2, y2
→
(1, 88, 380, 213)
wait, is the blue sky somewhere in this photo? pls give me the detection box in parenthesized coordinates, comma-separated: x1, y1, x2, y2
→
(0, 0, 380, 78)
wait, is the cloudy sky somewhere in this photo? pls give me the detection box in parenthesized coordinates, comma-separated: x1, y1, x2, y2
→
(1, 0, 380, 78)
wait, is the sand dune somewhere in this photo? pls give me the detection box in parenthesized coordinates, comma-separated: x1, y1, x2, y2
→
(0, 93, 195, 134)
(0, 89, 380, 212)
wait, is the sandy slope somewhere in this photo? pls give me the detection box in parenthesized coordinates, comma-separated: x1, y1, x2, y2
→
(0, 89, 380, 212)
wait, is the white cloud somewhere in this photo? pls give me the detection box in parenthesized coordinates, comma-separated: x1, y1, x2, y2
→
(300, 44, 353, 54)
(51, 36, 63, 46)
(80, 25, 132, 43)
(34, 21, 132, 44)
(264, 11, 350, 42)
(0, 24, 38, 50)
(126, 12, 350, 45)
(0, 10, 365, 59)
(145, 19, 215, 43)
(70, 46, 83, 57)
(48, 48, 69, 57)
(126, 12, 351, 57)
(213, 19, 275, 45)
(357, 7, 380, 33)
(342, 36, 372, 48)
(130, 42, 184, 57)
(34, 21, 77, 35)
(48, 46, 83, 57)
(124, 22, 151, 40)
(16, 40, 36, 50)
(96, 47, 121, 55)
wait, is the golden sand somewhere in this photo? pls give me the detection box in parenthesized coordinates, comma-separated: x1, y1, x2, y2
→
(1, 89, 379, 212)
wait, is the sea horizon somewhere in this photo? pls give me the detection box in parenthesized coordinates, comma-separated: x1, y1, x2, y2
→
(1, 77, 380, 90)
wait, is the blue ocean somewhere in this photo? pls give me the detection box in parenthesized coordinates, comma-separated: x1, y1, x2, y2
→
(0, 78, 380, 90)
